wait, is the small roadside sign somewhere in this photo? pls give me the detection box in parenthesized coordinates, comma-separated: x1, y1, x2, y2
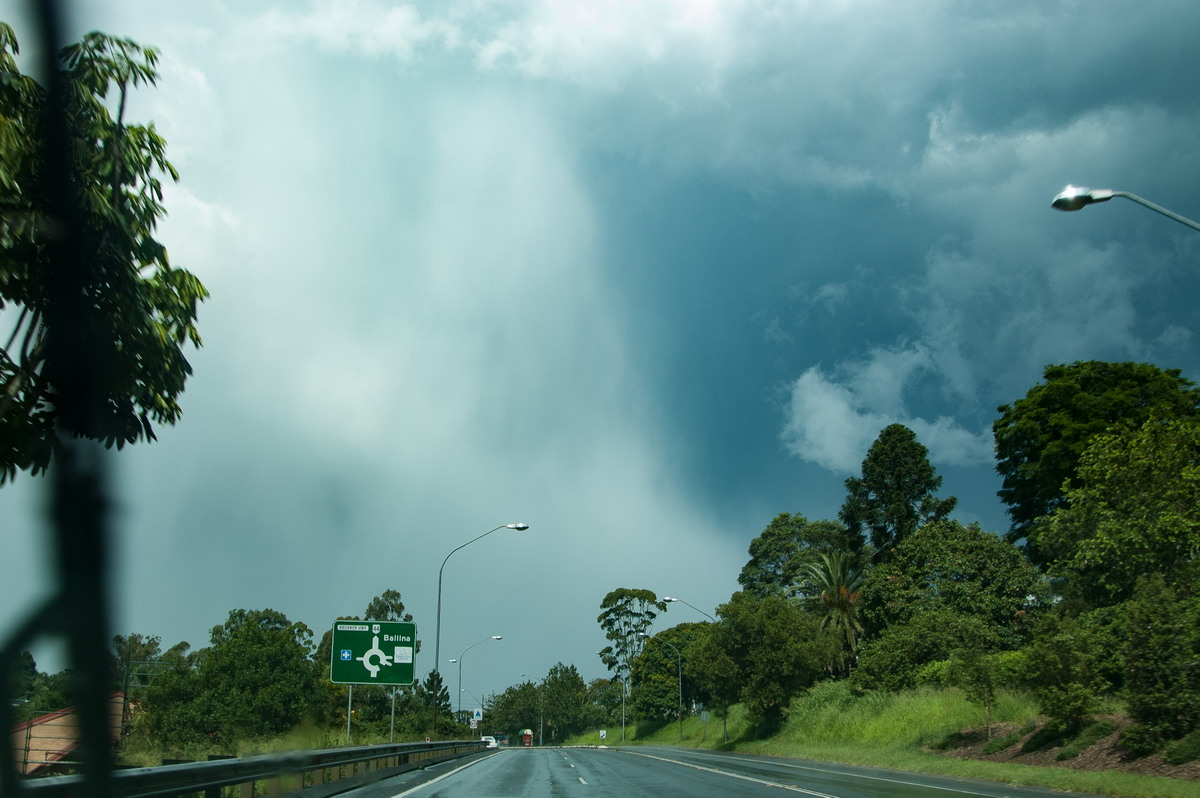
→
(329, 620, 416, 685)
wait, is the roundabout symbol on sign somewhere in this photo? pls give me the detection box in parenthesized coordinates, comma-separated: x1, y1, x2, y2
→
(356, 635, 393, 678)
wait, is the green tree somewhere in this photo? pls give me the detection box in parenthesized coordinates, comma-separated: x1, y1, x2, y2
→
(839, 424, 956, 561)
(1121, 574, 1200, 745)
(851, 609, 977, 693)
(947, 621, 1001, 738)
(540, 662, 588, 743)
(110, 633, 163, 692)
(597, 588, 666, 696)
(737, 513, 850, 598)
(993, 361, 1200, 555)
(137, 609, 323, 748)
(0, 26, 208, 482)
(631, 623, 705, 725)
(415, 670, 454, 736)
(859, 520, 1043, 649)
(364, 589, 416, 624)
(1022, 612, 1107, 733)
(135, 642, 204, 750)
(794, 551, 866, 677)
(691, 592, 835, 730)
(488, 680, 541, 741)
(1038, 418, 1200, 606)
(585, 677, 622, 728)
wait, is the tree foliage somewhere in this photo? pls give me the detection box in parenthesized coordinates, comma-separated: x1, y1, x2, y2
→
(137, 609, 323, 749)
(1021, 612, 1108, 733)
(1121, 575, 1200, 745)
(0, 25, 207, 482)
(363, 589, 415, 624)
(852, 610, 988, 694)
(597, 588, 666, 689)
(993, 361, 1200, 553)
(859, 519, 1043, 649)
(794, 551, 866, 677)
(414, 670, 455, 736)
(737, 512, 850, 598)
(1038, 418, 1200, 606)
(839, 424, 956, 561)
(488, 680, 541, 741)
(631, 623, 705, 724)
(540, 662, 589, 743)
(691, 592, 834, 729)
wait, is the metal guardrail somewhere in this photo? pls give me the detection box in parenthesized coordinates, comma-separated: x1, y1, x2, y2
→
(18, 740, 486, 798)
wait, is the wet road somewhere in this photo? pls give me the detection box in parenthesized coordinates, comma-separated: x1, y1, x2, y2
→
(342, 746, 1108, 798)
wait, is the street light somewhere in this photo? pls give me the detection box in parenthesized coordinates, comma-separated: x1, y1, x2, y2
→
(639, 632, 683, 743)
(662, 596, 716, 622)
(1051, 186, 1200, 232)
(662, 595, 725, 743)
(433, 523, 528, 735)
(451, 636, 502, 717)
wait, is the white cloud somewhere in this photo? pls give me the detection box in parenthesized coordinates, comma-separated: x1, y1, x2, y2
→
(781, 358, 994, 474)
(256, 1, 460, 60)
(781, 368, 881, 473)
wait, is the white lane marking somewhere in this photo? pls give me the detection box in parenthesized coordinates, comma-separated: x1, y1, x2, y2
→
(579, 777, 588, 784)
(621, 751, 837, 796)
(389, 751, 501, 797)
(632, 750, 1007, 798)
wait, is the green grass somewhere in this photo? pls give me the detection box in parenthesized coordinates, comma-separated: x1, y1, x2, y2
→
(563, 684, 1198, 798)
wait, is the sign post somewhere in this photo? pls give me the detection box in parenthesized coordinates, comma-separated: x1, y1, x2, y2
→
(329, 620, 417, 686)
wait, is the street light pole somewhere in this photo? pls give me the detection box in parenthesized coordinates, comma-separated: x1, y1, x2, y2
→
(639, 632, 683, 743)
(1051, 186, 1200, 232)
(432, 523, 527, 736)
(662, 596, 715, 622)
(451, 635, 502, 717)
(662, 596, 725, 742)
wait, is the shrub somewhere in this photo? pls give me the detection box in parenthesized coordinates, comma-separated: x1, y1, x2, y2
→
(1119, 723, 1162, 757)
(1021, 724, 1066, 754)
(1122, 575, 1200, 740)
(1055, 720, 1116, 760)
(1021, 613, 1107, 732)
(1163, 728, 1200, 765)
(982, 728, 1024, 755)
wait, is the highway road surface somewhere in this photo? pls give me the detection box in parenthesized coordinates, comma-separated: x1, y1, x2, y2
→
(339, 745, 1108, 798)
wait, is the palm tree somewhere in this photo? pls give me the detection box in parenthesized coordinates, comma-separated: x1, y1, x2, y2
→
(794, 551, 865, 677)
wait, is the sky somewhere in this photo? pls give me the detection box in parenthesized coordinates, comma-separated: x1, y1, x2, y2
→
(4, 0, 1200, 707)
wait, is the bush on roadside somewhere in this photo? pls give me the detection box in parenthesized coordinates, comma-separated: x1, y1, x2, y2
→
(1119, 723, 1162, 757)
(1163, 729, 1200, 765)
(982, 726, 1027, 755)
(1056, 720, 1117, 760)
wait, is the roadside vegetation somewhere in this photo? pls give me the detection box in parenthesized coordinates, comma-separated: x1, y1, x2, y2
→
(566, 685, 1197, 798)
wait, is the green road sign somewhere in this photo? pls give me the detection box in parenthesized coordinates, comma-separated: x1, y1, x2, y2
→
(329, 620, 417, 685)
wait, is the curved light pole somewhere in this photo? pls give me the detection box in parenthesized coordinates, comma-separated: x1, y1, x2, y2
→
(639, 632, 683, 743)
(1051, 186, 1200, 232)
(432, 523, 527, 735)
(662, 595, 725, 742)
(662, 596, 715, 622)
(451, 635, 502, 717)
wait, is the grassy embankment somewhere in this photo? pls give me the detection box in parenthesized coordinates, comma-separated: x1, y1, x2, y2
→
(564, 682, 1197, 798)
